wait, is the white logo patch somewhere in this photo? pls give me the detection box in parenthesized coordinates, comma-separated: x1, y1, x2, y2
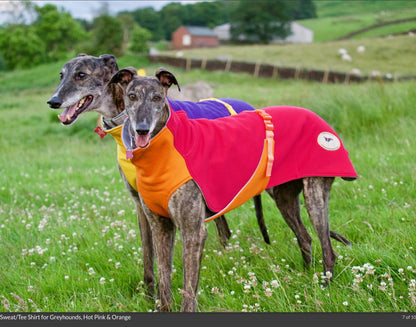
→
(317, 132, 341, 151)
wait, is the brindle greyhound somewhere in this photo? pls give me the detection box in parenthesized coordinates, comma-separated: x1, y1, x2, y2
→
(109, 67, 356, 312)
(47, 54, 281, 297)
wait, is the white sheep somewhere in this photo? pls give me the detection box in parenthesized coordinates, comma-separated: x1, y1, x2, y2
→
(357, 45, 365, 53)
(338, 48, 348, 55)
(342, 53, 352, 62)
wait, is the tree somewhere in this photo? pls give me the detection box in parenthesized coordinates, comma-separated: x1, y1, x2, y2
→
(0, 25, 45, 69)
(129, 24, 152, 54)
(230, 0, 292, 44)
(290, 0, 317, 20)
(159, 3, 184, 40)
(126, 7, 165, 42)
(33, 4, 86, 61)
(83, 14, 124, 56)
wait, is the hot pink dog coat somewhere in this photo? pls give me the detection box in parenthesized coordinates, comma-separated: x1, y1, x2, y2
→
(122, 106, 358, 221)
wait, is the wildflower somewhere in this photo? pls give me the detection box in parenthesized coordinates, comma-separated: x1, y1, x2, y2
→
(88, 268, 95, 275)
(325, 271, 333, 279)
(398, 268, 404, 274)
(368, 298, 374, 303)
(115, 262, 122, 269)
(99, 277, 106, 285)
(354, 274, 363, 284)
(264, 288, 273, 297)
(117, 210, 125, 216)
(409, 279, 416, 292)
(379, 281, 387, 291)
(65, 276, 69, 280)
(211, 287, 219, 294)
(407, 266, 413, 271)
(343, 301, 348, 306)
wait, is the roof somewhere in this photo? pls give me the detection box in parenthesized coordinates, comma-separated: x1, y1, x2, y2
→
(184, 26, 217, 37)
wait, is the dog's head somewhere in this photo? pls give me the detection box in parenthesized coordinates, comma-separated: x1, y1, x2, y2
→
(108, 67, 180, 148)
(47, 53, 119, 125)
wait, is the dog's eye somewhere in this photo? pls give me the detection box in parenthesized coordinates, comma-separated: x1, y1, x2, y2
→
(75, 72, 86, 80)
(128, 94, 137, 101)
(59, 72, 63, 80)
(152, 96, 161, 102)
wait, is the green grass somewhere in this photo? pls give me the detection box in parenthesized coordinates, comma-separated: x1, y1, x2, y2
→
(300, 7, 416, 42)
(161, 34, 416, 77)
(0, 56, 415, 312)
(314, 0, 416, 17)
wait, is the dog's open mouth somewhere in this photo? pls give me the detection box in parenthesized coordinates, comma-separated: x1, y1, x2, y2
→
(58, 95, 93, 125)
(134, 133, 151, 148)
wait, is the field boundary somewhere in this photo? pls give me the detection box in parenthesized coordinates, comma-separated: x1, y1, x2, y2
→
(336, 16, 416, 40)
(148, 55, 415, 84)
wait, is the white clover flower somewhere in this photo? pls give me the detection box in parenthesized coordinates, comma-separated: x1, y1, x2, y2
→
(115, 262, 122, 269)
(264, 288, 273, 297)
(409, 279, 416, 292)
(379, 281, 387, 291)
(99, 277, 106, 285)
(343, 301, 348, 306)
(88, 267, 95, 275)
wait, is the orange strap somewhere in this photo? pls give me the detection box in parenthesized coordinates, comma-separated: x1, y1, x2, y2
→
(256, 109, 275, 177)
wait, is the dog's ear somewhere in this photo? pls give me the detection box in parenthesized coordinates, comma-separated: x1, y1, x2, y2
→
(100, 54, 119, 83)
(108, 67, 137, 89)
(155, 67, 181, 92)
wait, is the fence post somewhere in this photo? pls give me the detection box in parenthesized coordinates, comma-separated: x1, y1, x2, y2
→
(186, 58, 191, 72)
(322, 70, 329, 84)
(254, 62, 261, 78)
(201, 57, 207, 70)
(225, 58, 232, 72)
(294, 66, 301, 80)
(272, 66, 279, 79)
(344, 73, 350, 85)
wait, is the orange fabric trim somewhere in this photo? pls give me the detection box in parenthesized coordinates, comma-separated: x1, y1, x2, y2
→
(256, 109, 275, 177)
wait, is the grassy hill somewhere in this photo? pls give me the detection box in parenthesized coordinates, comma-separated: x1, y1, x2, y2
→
(314, 0, 416, 18)
(301, 5, 416, 42)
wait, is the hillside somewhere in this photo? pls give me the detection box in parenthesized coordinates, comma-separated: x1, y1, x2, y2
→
(301, 3, 416, 42)
(314, 0, 416, 18)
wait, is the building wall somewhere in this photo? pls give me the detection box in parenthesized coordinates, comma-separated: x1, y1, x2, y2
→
(172, 26, 219, 49)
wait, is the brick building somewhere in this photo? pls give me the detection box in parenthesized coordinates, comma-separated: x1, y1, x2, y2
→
(172, 26, 219, 50)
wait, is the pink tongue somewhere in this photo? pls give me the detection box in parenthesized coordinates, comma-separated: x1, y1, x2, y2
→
(135, 134, 151, 148)
(58, 103, 77, 123)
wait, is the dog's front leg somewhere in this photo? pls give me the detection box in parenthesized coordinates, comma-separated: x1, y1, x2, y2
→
(303, 177, 336, 278)
(169, 181, 208, 312)
(118, 166, 155, 297)
(140, 200, 176, 312)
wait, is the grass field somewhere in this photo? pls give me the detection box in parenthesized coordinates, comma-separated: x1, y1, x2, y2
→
(0, 54, 415, 312)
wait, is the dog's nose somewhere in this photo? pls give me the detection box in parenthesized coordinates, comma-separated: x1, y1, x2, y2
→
(47, 96, 62, 109)
(136, 123, 150, 135)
